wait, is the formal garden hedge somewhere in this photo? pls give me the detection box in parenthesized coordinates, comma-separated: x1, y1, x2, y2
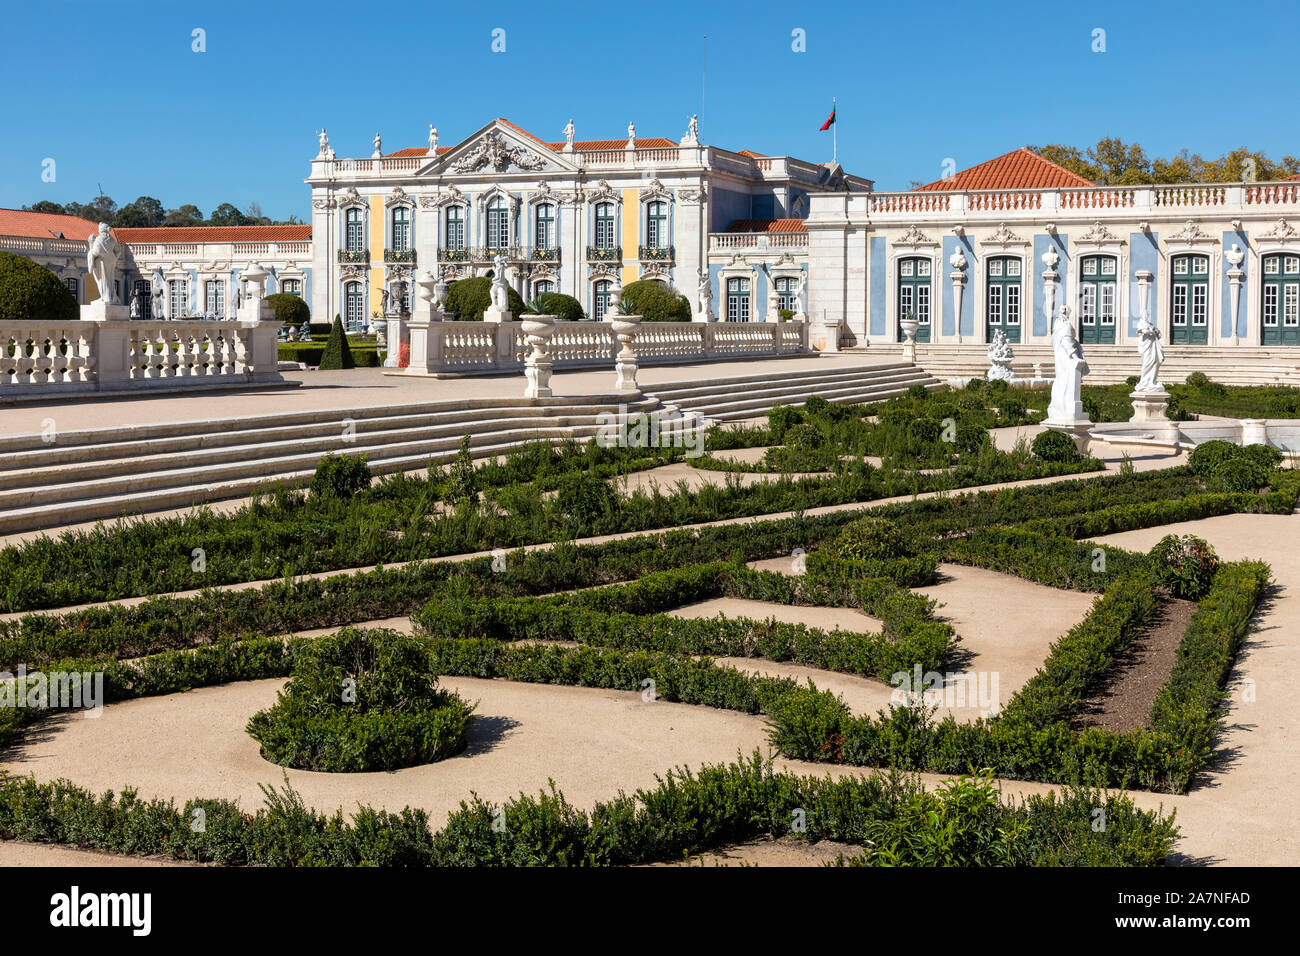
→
(0, 754, 1176, 866)
(446, 276, 527, 321)
(265, 292, 310, 327)
(528, 292, 584, 321)
(618, 280, 692, 322)
(246, 628, 475, 772)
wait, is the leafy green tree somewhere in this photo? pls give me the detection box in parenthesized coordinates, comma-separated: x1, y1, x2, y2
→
(165, 204, 204, 227)
(209, 203, 250, 226)
(113, 196, 166, 228)
(619, 280, 692, 322)
(445, 276, 526, 321)
(25, 200, 66, 215)
(0, 250, 78, 321)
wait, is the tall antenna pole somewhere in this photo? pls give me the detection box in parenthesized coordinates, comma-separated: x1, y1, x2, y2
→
(701, 35, 707, 138)
(832, 96, 837, 165)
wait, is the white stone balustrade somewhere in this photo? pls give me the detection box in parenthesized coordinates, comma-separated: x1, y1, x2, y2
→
(403, 319, 808, 377)
(1, 318, 283, 398)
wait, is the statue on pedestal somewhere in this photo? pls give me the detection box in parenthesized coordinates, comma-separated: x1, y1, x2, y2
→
(1135, 317, 1165, 393)
(986, 329, 1016, 382)
(86, 223, 120, 304)
(563, 119, 575, 148)
(428, 125, 438, 154)
(1048, 308, 1090, 421)
(490, 255, 510, 312)
(697, 268, 713, 315)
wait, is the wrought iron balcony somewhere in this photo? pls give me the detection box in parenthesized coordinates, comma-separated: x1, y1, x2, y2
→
(639, 244, 674, 262)
(337, 248, 370, 264)
(529, 246, 561, 262)
(586, 245, 622, 262)
(438, 247, 471, 262)
(384, 248, 417, 264)
(475, 246, 523, 261)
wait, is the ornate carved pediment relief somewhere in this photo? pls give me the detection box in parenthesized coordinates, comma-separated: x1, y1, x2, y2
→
(980, 222, 1028, 248)
(450, 129, 546, 173)
(1078, 220, 1122, 243)
(893, 224, 937, 247)
(1261, 217, 1300, 240)
(587, 180, 620, 204)
(384, 185, 413, 208)
(639, 178, 672, 203)
(433, 185, 468, 208)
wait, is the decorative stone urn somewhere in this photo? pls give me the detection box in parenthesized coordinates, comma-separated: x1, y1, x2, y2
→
(609, 312, 642, 394)
(416, 271, 441, 320)
(520, 314, 557, 398)
(899, 311, 920, 363)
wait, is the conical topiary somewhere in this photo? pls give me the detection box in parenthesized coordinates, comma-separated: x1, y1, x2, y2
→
(318, 314, 355, 370)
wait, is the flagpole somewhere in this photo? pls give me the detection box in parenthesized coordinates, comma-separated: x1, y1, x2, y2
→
(832, 96, 837, 165)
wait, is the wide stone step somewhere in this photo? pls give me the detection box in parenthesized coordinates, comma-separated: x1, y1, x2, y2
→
(646, 368, 927, 403)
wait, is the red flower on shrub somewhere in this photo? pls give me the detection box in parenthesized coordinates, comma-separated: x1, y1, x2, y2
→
(398, 343, 411, 368)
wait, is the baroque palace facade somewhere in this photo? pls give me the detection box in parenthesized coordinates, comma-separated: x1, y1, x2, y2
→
(806, 148, 1300, 350)
(307, 118, 871, 331)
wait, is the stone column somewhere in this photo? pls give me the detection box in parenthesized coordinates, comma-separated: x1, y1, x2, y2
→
(949, 248, 968, 345)
(1041, 247, 1060, 335)
(1226, 243, 1245, 345)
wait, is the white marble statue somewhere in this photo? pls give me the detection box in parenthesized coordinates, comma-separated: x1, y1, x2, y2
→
(626, 122, 636, 145)
(1048, 308, 1090, 421)
(490, 256, 509, 311)
(1135, 316, 1165, 393)
(317, 128, 330, 157)
(372, 132, 382, 157)
(563, 119, 575, 147)
(86, 223, 120, 304)
(681, 114, 699, 145)
(986, 329, 1016, 382)
(795, 271, 807, 312)
(129, 293, 141, 318)
(697, 268, 713, 312)
(428, 125, 438, 153)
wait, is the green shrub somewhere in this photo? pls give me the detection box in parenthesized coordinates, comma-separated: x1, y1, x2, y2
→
(998, 395, 1027, 420)
(554, 471, 618, 535)
(311, 453, 372, 499)
(1185, 371, 1210, 387)
(1188, 440, 1239, 476)
(0, 250, 78, 322)
(265, 292, 310, 327)
(783, 423, 824, 451)
(442, 436, 478, 509)
(1032, 429, 1080, 462)
(829, 517, 910, 562)
(1148, 535, 1219, 600)
(533, 292, 584, 321)
(246, 628, 474, 772)
(445, 276, 526, 321)
(1213, 457, 1268, 493)
(618, 280, 692, 322)
(318, 315, 355, 370)
(1241, 444, 1284, 469)
(767, 405, 804, 443)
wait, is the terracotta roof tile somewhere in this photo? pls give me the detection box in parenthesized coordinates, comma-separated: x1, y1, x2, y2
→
(0, 208, 102, 241)
(913, 147, 1095, 191)
(737, 150, 767, 159)
(384, 146, 451, 157)
(115, 225, 312, 243)
(724, 218, 808, 234)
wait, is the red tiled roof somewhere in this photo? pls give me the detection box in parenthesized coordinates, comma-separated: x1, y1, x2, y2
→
(115, 225, 312, 243)
(913, 147, 1095, 191)
(737, 150, 767, 159)
(0, 207, 102, 241)
(724, 219, 808, 234)
(385, 146, 452, 157)
(388, 118, 681, 157)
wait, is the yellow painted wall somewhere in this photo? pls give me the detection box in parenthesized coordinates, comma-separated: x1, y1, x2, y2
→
(620, 189, 639, 286)
(369, 195, 385, 321)
(83, 274, 96, 304)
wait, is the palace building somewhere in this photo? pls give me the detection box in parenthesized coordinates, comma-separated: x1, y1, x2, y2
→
(0, 208, 109, 304)
(306, 117, 871, 331)
(805, 148, 1300, 351)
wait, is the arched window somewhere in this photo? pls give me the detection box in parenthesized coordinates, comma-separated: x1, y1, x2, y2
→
(1262, 253, 1300, 346)
(646, 201, 668, 248)
(344, 281, 364, 332)
(280, 279, 302, 297)
(726, 277, 751, 322)
(593, 279, 612, 321)
(64, 277, 79, 301)
(774, 276, 799, 313)
(1077, 254, 1117, 344)
(391, 206, 410, 252)
(594, 203, 616, 249)
(1170, 254, 1209, 345)
(985, 256, 1022, 343)
(445, 206, 465, 250)
(133, 279, 152, 319)
(486, 197, 510, 252)
(205, 280, 225, 317)
(535, 203, 555, 250)
(344, 207, 364, 252)
(898, 257, 932, 342)
(169, 279, 189, 319)
(534, 279, 555, 298)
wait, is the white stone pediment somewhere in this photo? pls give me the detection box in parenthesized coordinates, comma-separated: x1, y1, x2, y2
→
(435, 121, 576, 176)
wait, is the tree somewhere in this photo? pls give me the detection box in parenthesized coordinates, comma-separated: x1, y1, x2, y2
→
(113, 196, 166, 228)
(0, 250, 79, 321)
(209, 203, 249, 226)
(265, 292, 310, 327)
(445, 276, 526, 321)
(619, 280, 692, 322)
(1031, 138, 1300, 186)
(318, 314, 356, 370)
(165, 204, 204, 227)
(25, 200, 66, 215)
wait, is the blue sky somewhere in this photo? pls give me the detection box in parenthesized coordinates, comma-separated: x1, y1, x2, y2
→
(0, 0, 1290, 221)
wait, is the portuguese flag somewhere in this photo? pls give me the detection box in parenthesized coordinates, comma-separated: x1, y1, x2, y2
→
(819, 105, 836, 131)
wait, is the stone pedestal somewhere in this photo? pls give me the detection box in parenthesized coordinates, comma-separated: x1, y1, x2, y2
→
(405, 319, 444, 374)
(1042, 419, 1094, 456)
(520, 316, 556, 398)
(81, 301, 130, 322)
(383, 316, 409, 367)
(483, 307, 511, 323)
(1129, 389, 1171, 424)
(809, 317, 842, 352)
(610, 315, 642, 394)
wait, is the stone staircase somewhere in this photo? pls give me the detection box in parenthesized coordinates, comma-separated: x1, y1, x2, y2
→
(911, 344, 1300, 387)
(644, 361, 942, 424)
(0, 360, 940, 534)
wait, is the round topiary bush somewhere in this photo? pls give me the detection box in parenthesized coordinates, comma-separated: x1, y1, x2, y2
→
(830, 517, 911, 562)
(783, 423, 825, 450)
(1240, 443, 1284, 470)
(998, 395, 1027, 420)
(1031, 429, 1080, 462)
(532, 292, 584, 321)
(0, 250, 78, 322)
(955, 420, 990, 453)
(767, 405, 804, 443)
(445, 276, 527, 321)
(1148, 534, 1219, 600)
(246, 628, 475, 772)
(618, 280, 692, 322)
(1185, 371, 1210, 388)
(1214, 457, 1269, 493)
(1188, 440, 1243, 477)
(265, 292, 310, 327)
(311, 453, 372, 499)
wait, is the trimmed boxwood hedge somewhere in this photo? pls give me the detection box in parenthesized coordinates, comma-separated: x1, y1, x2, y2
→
(619, 280, 692, 322)
(0, 249, 78, 322)
(446, 276, 526, 321)
(245, 628, 475, 772)
(318, 314, 355, 369)
(265, 292, 310, 327)
(531, 292, 584, 321)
